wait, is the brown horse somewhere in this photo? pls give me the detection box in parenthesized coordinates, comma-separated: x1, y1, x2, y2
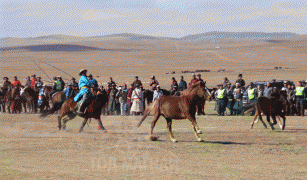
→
(21, 86, 39, 113)
(56, 92, 108, 132)
(10, 86, 22, 113)
(40, 91, 65, 117)
(251, 91, 286, 130)
(137, 81, 211, 142)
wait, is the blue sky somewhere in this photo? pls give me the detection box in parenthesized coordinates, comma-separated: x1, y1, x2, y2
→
(1, 0, 306, 38)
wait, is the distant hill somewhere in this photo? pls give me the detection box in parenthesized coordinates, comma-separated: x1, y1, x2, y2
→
(0, 32, 304, 48)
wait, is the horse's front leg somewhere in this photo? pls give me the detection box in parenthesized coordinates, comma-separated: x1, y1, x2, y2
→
(187, 116, 203, 142)
(267, 115, 275, 130)
(79, 118, 88, 133)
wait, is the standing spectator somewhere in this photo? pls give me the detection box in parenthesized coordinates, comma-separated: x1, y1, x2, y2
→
(263, 82, 273, 99)
(235, 74, 245, 88)
(30, 74, 37, 89)
(153, 85, 163, 101)
(226, 83, 235, 115)
(190, 74, 198, 85)
(170, 77, 178, 94)
(216, 84, 227, 116)
(247, 82, 258, 115)
(222, 77, 230, 89)
(126, 84, 134, 115)
(257, 84, 263, 97)
(295, 81, 306, 116)
(117, 85, 128, 116)
(197, 74, 204, 82)
(132, 76, 142, 89)
(178, 76, 187, 91)
(281, 81, 288, 91)
(233, 83, 244, 115)
(11, 76, 21, 87)
(107, 77, 116, 90)
(130, 84, 144, 115)
(25, 76, 31, 87)
(149, 76, 159, 91)
(108, 84, 118, 115)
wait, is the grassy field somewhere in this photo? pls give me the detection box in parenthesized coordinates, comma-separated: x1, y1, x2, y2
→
(1, 101, 307, 179)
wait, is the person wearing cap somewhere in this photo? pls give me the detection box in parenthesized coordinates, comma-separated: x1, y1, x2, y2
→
(295, 81, 306, 116)
(178, 76, 187, 91)
(281, 81, 289, 91)
(170, 77, 178, 95)
(30, 74, 37, 90)
(247, 82, 258, 115)
(149, 76, 159, 91)
(197, 74, 204, 82)
(226, 83, 235, 115)
(263, 82, 273, 99)
(235, 74, 245, 88)
(24, 76, 31, 87)
(2, 77, 12, 94)
(130, 84, 144, 115)
(88, 74, 98, 88)
(190, 74, 198, 85)
(216, 84, 227, 116)
(132, 76, 142, 89)
(71, 77, 78, 87)
(257, 84, 263, 98)
(35, 76, 44, 90)
(233, 83, 244, 115)
(11, 76, 21, 88)
(74, 69, 92, 116)
(108, 84, 119, 115)
(107, 77, 116, 91)
(116, 85, 128, 116)
(57, 76, 65, 91)
(64, 84, 74, 99)
(222, 77, 230, 89)
(153, 85, 163, 102)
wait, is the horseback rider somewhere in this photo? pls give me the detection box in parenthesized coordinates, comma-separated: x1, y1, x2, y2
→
(71, 77, 78, 87)
(149, 76, 159, 91)
(88, 74, 99, 94)
(35, 76, 44, 90)
(57, 76, 65, 91)
(2, 77, 12, 93)
(74, 69, 92, 117)
(11, 76, 21, 88)
(30, 74, 37, 89)
(64, 84, 75, 100)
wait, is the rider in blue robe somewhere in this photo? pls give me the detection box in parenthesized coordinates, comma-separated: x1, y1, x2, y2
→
(74, 69, 92, 116)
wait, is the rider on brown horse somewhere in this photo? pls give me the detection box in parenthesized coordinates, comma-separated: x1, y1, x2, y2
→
(74, 69, 92, 117)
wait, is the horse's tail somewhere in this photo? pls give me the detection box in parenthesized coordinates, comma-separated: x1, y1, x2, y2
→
(137, 100, 159, 127)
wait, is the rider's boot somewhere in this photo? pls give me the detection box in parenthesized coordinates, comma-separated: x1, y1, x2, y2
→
(76, 93, 88, 117)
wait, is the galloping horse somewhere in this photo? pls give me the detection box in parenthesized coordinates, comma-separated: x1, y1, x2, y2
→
(251, 90, 286, 130)
(56, 92, 108, 132)
(138, 81, 211, 142)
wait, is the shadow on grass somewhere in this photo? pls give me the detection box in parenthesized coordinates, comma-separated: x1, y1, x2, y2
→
(275, 129, 307, 133)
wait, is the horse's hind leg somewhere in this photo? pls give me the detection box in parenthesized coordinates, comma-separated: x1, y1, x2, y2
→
(187, 116, 203, 142)
(251, 111, 259, 129)
(149, 114, 160, 139)
(79, 118, 89, 133)
(166, 118, 177, 142)
(97, 118, 107, 132)
(268, 115, 275, 130)
(279, 114, 286, 130)
(58, 115, 62, 130)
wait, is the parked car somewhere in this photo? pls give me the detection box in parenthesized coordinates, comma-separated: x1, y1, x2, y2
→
(242, 80, 294, 105)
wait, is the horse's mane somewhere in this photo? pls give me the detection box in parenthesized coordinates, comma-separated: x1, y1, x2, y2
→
(181, 81, 205, 96)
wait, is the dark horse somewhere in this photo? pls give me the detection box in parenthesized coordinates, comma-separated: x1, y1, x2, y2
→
(21, 86, 38, 113)
(251, 90, 286, 130)
(138, 81, 211, 142)
(10, 86, 23, 113)
(42, 92, 109, 132)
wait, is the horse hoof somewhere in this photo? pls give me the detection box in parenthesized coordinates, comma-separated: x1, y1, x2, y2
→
(149, 136, 158, 141)
(171, 139, 178, 143)
(197, 130, 202, 134)
(197, 138, 204, 142)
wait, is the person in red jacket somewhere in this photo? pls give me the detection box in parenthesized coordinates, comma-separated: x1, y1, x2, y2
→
(11, 76, 21, 87)
(30, 74, 37, 89)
